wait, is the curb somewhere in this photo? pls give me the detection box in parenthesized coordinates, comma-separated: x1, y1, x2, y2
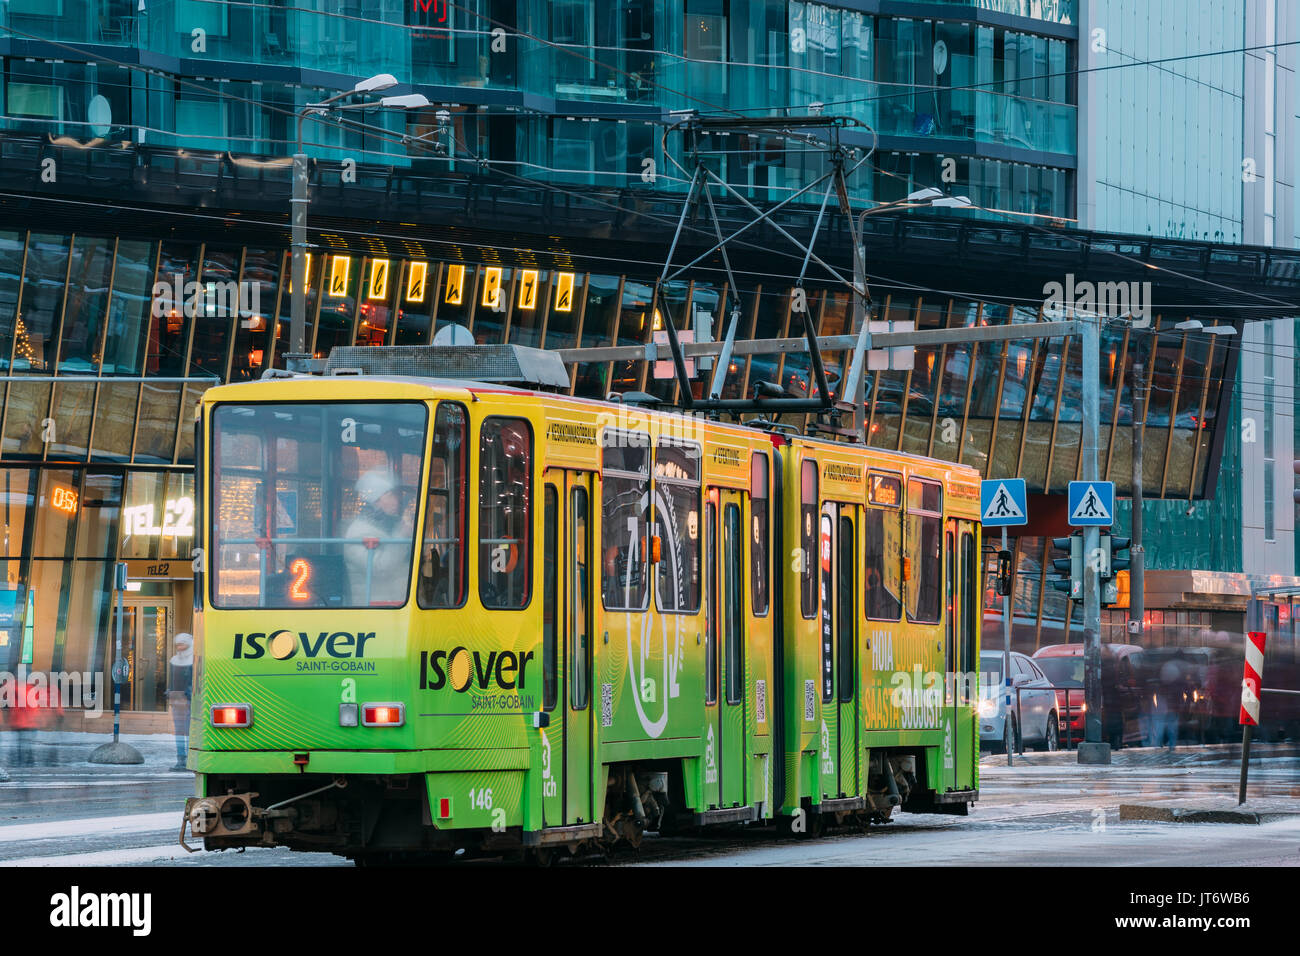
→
(1118, 803, 1300, 824)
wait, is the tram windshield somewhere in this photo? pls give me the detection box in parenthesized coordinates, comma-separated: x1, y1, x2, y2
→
(210, 402, 427, 609)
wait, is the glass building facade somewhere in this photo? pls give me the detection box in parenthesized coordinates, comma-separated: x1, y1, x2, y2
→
(0, 1, 1294, 718)
(1, 1, 1078, 220)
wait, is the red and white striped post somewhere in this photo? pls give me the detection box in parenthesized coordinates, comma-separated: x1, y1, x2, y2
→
(1238, 631, 1266, 805)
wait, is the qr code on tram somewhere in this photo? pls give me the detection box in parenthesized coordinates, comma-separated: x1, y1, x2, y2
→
(804, 680, 816, 721)
(755, 679, 767, 724)
(600, 683, 613, 728)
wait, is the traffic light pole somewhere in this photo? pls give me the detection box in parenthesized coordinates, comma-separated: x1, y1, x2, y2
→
(1078, 316, 1111, 765)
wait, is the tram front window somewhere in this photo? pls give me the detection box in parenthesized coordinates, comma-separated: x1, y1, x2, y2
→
(211, 402, 427, 609)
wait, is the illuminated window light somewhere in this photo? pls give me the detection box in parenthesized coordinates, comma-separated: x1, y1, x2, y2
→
(517, 269, 539, 309)
(444, 263, 465, 305)
(481, 266, 502, 308)
(554, 272, 575, 312)
(406, 261, 428, 302)
(288, 253, 312, 293)
(328, 255, 350, 297)
(368, 259, 390, 300)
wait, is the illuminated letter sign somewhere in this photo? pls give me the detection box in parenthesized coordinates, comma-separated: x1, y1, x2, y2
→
(444, 264, 465, 305)
(288, 253, 312, 293)
(481, 267, 502, 308)
(122, 496, 196, 540)
(51, 485, 79, 515)
(518, 269, 539, 310)
(406, 261, 428, 303)
(554, 272, 575, 313)
(367, 259, 390, 300)
(328, 256, 351, 297)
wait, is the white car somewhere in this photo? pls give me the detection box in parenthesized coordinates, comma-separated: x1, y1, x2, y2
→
(978, 651, 1060, 753)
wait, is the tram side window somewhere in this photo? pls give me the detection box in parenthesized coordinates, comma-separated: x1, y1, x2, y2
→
(865, 474, 902, 621)
(655, 438, 701, 613)
(542, 487, 558, 711)
(725, 502, 743, 705)
(800, 459, 818, 619)
(905, 478, 943, 625)
(750, 452, 769, 616)
(479, 418, 532, 610)
(419, 402, 467, 609)
(961, 531, 977, 702)
(602, 436, 650, 611)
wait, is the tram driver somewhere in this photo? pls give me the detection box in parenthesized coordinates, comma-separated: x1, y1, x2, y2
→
(344, 469, 414, 606)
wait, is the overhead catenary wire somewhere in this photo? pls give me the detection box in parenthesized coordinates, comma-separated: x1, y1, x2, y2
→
(1, 17, 1296, 336)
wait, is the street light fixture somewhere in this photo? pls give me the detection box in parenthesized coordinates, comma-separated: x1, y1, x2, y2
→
(289, 76, 429, 364)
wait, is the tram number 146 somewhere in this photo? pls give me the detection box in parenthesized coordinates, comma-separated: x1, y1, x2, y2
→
(468, 787, 494, 811)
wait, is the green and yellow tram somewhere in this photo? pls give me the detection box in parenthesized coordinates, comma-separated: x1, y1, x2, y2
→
(181, 345, 982, 861)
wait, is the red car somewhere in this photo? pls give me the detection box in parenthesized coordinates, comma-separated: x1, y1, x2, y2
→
(1032, 643, 1146, 748)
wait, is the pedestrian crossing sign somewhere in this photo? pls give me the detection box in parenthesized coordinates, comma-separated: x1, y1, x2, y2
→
(1068, 481, 1114, 526)
(980, 478, 1027, 526)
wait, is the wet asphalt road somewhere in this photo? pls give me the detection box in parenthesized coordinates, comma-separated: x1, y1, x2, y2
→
(1, 737, 1297, 867)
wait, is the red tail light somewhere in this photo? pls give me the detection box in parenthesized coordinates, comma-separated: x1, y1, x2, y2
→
(361, 702, 405, 727)
(211, 704, 252, 728)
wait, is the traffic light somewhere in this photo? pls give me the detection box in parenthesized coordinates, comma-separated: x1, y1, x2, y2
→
(1100, 534, 1130, 606)
(1050, 534, 1082, 598)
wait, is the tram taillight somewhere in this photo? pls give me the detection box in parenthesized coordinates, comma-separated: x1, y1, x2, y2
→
(361, 703, 406, 727)
(211, 704, 252, 728)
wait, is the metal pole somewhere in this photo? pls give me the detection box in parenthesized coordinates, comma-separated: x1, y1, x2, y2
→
(112, 562, 124, 744)
(849, 231, 869, 441)
(1079, 316, 1109, 763)
(1003, 526, 1013, 767)
(1238, 724, 1252, 805)
(1130, 360, 1145, 638)
(290, 111, 310, 360)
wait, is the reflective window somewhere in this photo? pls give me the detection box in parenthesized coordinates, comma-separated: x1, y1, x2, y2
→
(543, 486, 558, 711)
(800, 458, 817, 618)
(571, 485, 590, 709)
(601, 435, 649, 610)
(654, 438, 701, 613)
(906, 478, 942, 624)
(419, 402, 468, 609)
(101, 239, 156, 377)
(211, 402, 425, 609)
(478, 417, 532, 609)
(750, 452, 769, 615)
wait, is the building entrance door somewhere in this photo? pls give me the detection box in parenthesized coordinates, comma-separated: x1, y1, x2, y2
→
(109, 599, 173, 712)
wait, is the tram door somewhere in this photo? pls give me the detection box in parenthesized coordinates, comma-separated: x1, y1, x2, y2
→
(943, 520, 959, 791)
(705, 491, 747, 810)
(819, 503, 858, 799)
(835, 509, 859, 797)
(957, 524, 979, 790)
(541, 471, 595, 827)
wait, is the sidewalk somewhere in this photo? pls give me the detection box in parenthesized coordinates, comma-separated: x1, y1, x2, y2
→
(0, 729, 189, 779)
(980, 741, 1300, 769)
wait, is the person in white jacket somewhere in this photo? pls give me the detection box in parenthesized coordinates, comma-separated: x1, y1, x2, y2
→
(343, 469, 413, 606)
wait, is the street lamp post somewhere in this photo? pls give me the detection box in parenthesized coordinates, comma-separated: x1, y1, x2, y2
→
(288, 75, 430, 365)
(848, 188, 972, 438)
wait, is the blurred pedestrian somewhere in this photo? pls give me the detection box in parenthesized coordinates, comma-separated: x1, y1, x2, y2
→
(168, 633, 193, 771)
(10, 671, 43, 766)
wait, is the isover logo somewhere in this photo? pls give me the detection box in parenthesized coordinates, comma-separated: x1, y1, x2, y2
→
(233, 630, 376, 661)
(420, 647, 534, 692)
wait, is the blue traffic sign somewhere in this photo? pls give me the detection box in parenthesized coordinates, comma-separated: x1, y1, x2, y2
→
(980, 478, 1028, 526)
(1068, 481, 1114, 526)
